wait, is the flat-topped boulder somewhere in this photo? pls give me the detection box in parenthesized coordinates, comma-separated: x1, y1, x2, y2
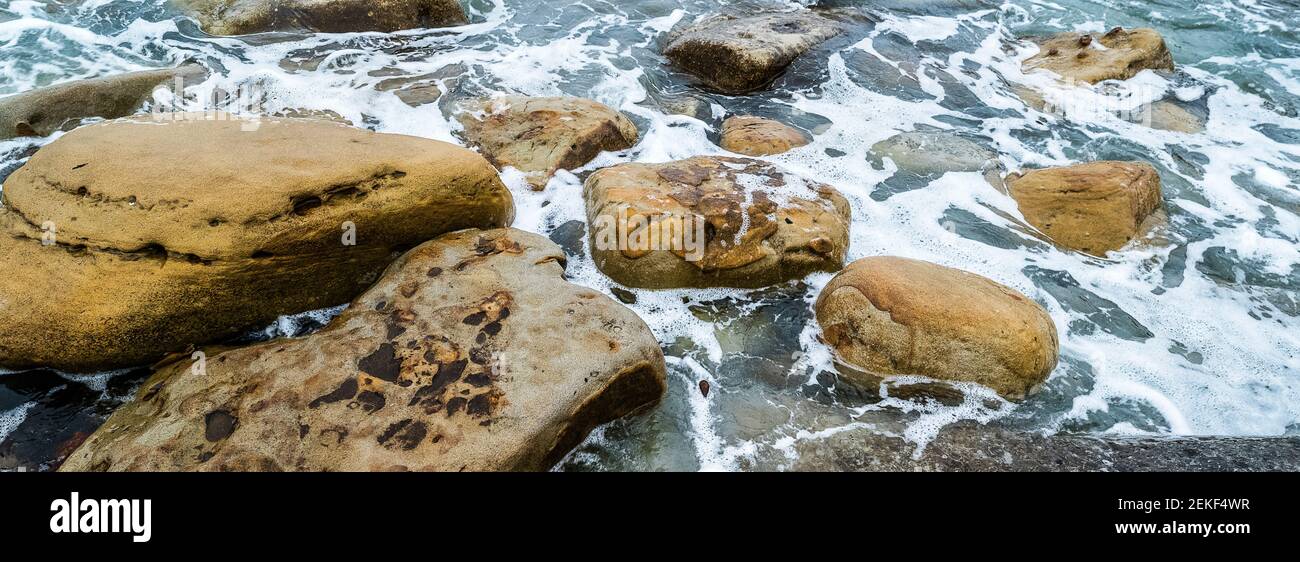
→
(1023, 27, 1174, 84)
(815, 256, 1058, 400)
(584, 156, 850, 288)
(177, 0, 468, 35)
(0, 64, 207, 140)
(664, 12, 844, 94)
(720, 116, 810, 156)
(1006, 161, 1164, 255)
(60, 228, 667, 472)
(457, 96, 639, 189)
(0, 113, 514, 371)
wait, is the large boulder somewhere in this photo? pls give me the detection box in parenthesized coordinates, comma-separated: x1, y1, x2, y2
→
(0, 64, 207, 140)
(815, 256, 1058, 400)
(1006, 161, 1163, 255)
(457, 96, 639, 190)
(60, 228, 667, 472)
(664, 12, 844, 94)
(584, 156, 851, 289)
(720, 116, 810, 156)
(1023, 27, 1174, 84)
(177, 0, 467, 35)
(0, 113, 514, 372)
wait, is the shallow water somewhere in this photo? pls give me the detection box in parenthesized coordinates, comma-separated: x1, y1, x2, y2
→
(0, 0, 1297, 471)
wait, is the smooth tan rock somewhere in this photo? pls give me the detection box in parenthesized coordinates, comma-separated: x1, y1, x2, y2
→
(0, 64, 207, 140)
(59, 228, 667, 472)
(815, 256, 1058, 400)
(0, 113, 514, 371)
(177, 0, 467, 35)
(1006, 161, 1163, 255)
(664, 12, 843, 94)
(457, 96, 638, 189)
(584, 156, 850, 289)
(720, 116, 810, 156)
(1023, 27, 1174, 84)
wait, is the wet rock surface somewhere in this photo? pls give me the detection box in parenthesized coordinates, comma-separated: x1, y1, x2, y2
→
(720, 115, 810, 156)
(60, 228, 667, 472)
(664, 11, 844, 94)
(816, 256, 1059, 400)
(584, 155, 851, 288)
(0, 113, 514, 371)
(457, 96, 639, 189)
(177, 0, 468, 36)
(1007, 161, 1164, 255)
(0, 64, 207, 140)
(1023, 27, 1175, 84)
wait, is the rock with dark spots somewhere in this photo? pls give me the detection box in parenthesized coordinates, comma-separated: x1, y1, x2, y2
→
(1023, 27, 1174, 84)
(176, 0, 468, 36)
(0, 64, 207, 140)
(0, 113, 514, 372)
(664, 12, 844, 94)
(815, 256, 1059, 400)
(719, 116, 810, 156)
(584, 156, 851, 289)
(61, 228, 667, 472)
(1006, 161, 1164, 255)
(457, 96, 639, 189)
(791, 425, 1300, 472)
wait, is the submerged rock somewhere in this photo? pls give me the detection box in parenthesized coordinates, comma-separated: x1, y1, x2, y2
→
(60, 228, 667, 472)
(0, 113, 514, 372)
(815, 256, 1059, 400)
(177, 0, 468, 36)
(0, 64, 207, 140)
(870, 130, 1005, 190)
(584, 156, 851, 289)
(457, 96, 639, 189)
(664, 12, 844, 94)
(720, 116, 810, 156)
(1006, 161, 1164, 255)
(1023, 27, 1174, 84)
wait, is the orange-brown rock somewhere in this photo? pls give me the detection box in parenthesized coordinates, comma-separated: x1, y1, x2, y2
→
(177, 0, 467, 35)
(1023, 27, 1174, 84)
(0, 113, 514, 372)
(584, 156, 850, 288)
(59, 228, 667, 472)
(1006, 161, 1163, 255)
(457, 96, 638, 189)
(720, 116, 810, 156)
(815, 256, 1059, 400)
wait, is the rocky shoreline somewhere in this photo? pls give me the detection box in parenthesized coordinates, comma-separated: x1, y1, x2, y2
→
(0, 1, 1294, 472)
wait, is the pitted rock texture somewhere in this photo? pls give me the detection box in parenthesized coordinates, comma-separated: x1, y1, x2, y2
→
(815, 256, 1059, 400)
(60, 228, 667, 472)
(1023, 27, 1174, 84)
(177, 0, 468, 36)
(1006, 161, 1164, 255)
(720, 116, 810, 156)
(457, 96, 639, 189)
(584, 156, 850, 289)
(0, 64, 208, 140)
(0, 113, 514, 371)
(664, 12, 844, 94)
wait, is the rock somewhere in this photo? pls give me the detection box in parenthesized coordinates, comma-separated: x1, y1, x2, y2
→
(457, 96, 639, 190)
(1023, 27, 1174, 84)
(584, 156, 851, 289)
(870, 131, 1003, 188)
(1146, 100, 1205, 134)
(0, 64, 208, 140)
(60, 228, 667, 472)
(177, 0, 468, 36)
(1006, 161, 1164, 255)
(720, 116, 810, 156)
(815, 256, 1058, 400)
(0, 113, 514, 372)
(664, 12, 844, 94)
